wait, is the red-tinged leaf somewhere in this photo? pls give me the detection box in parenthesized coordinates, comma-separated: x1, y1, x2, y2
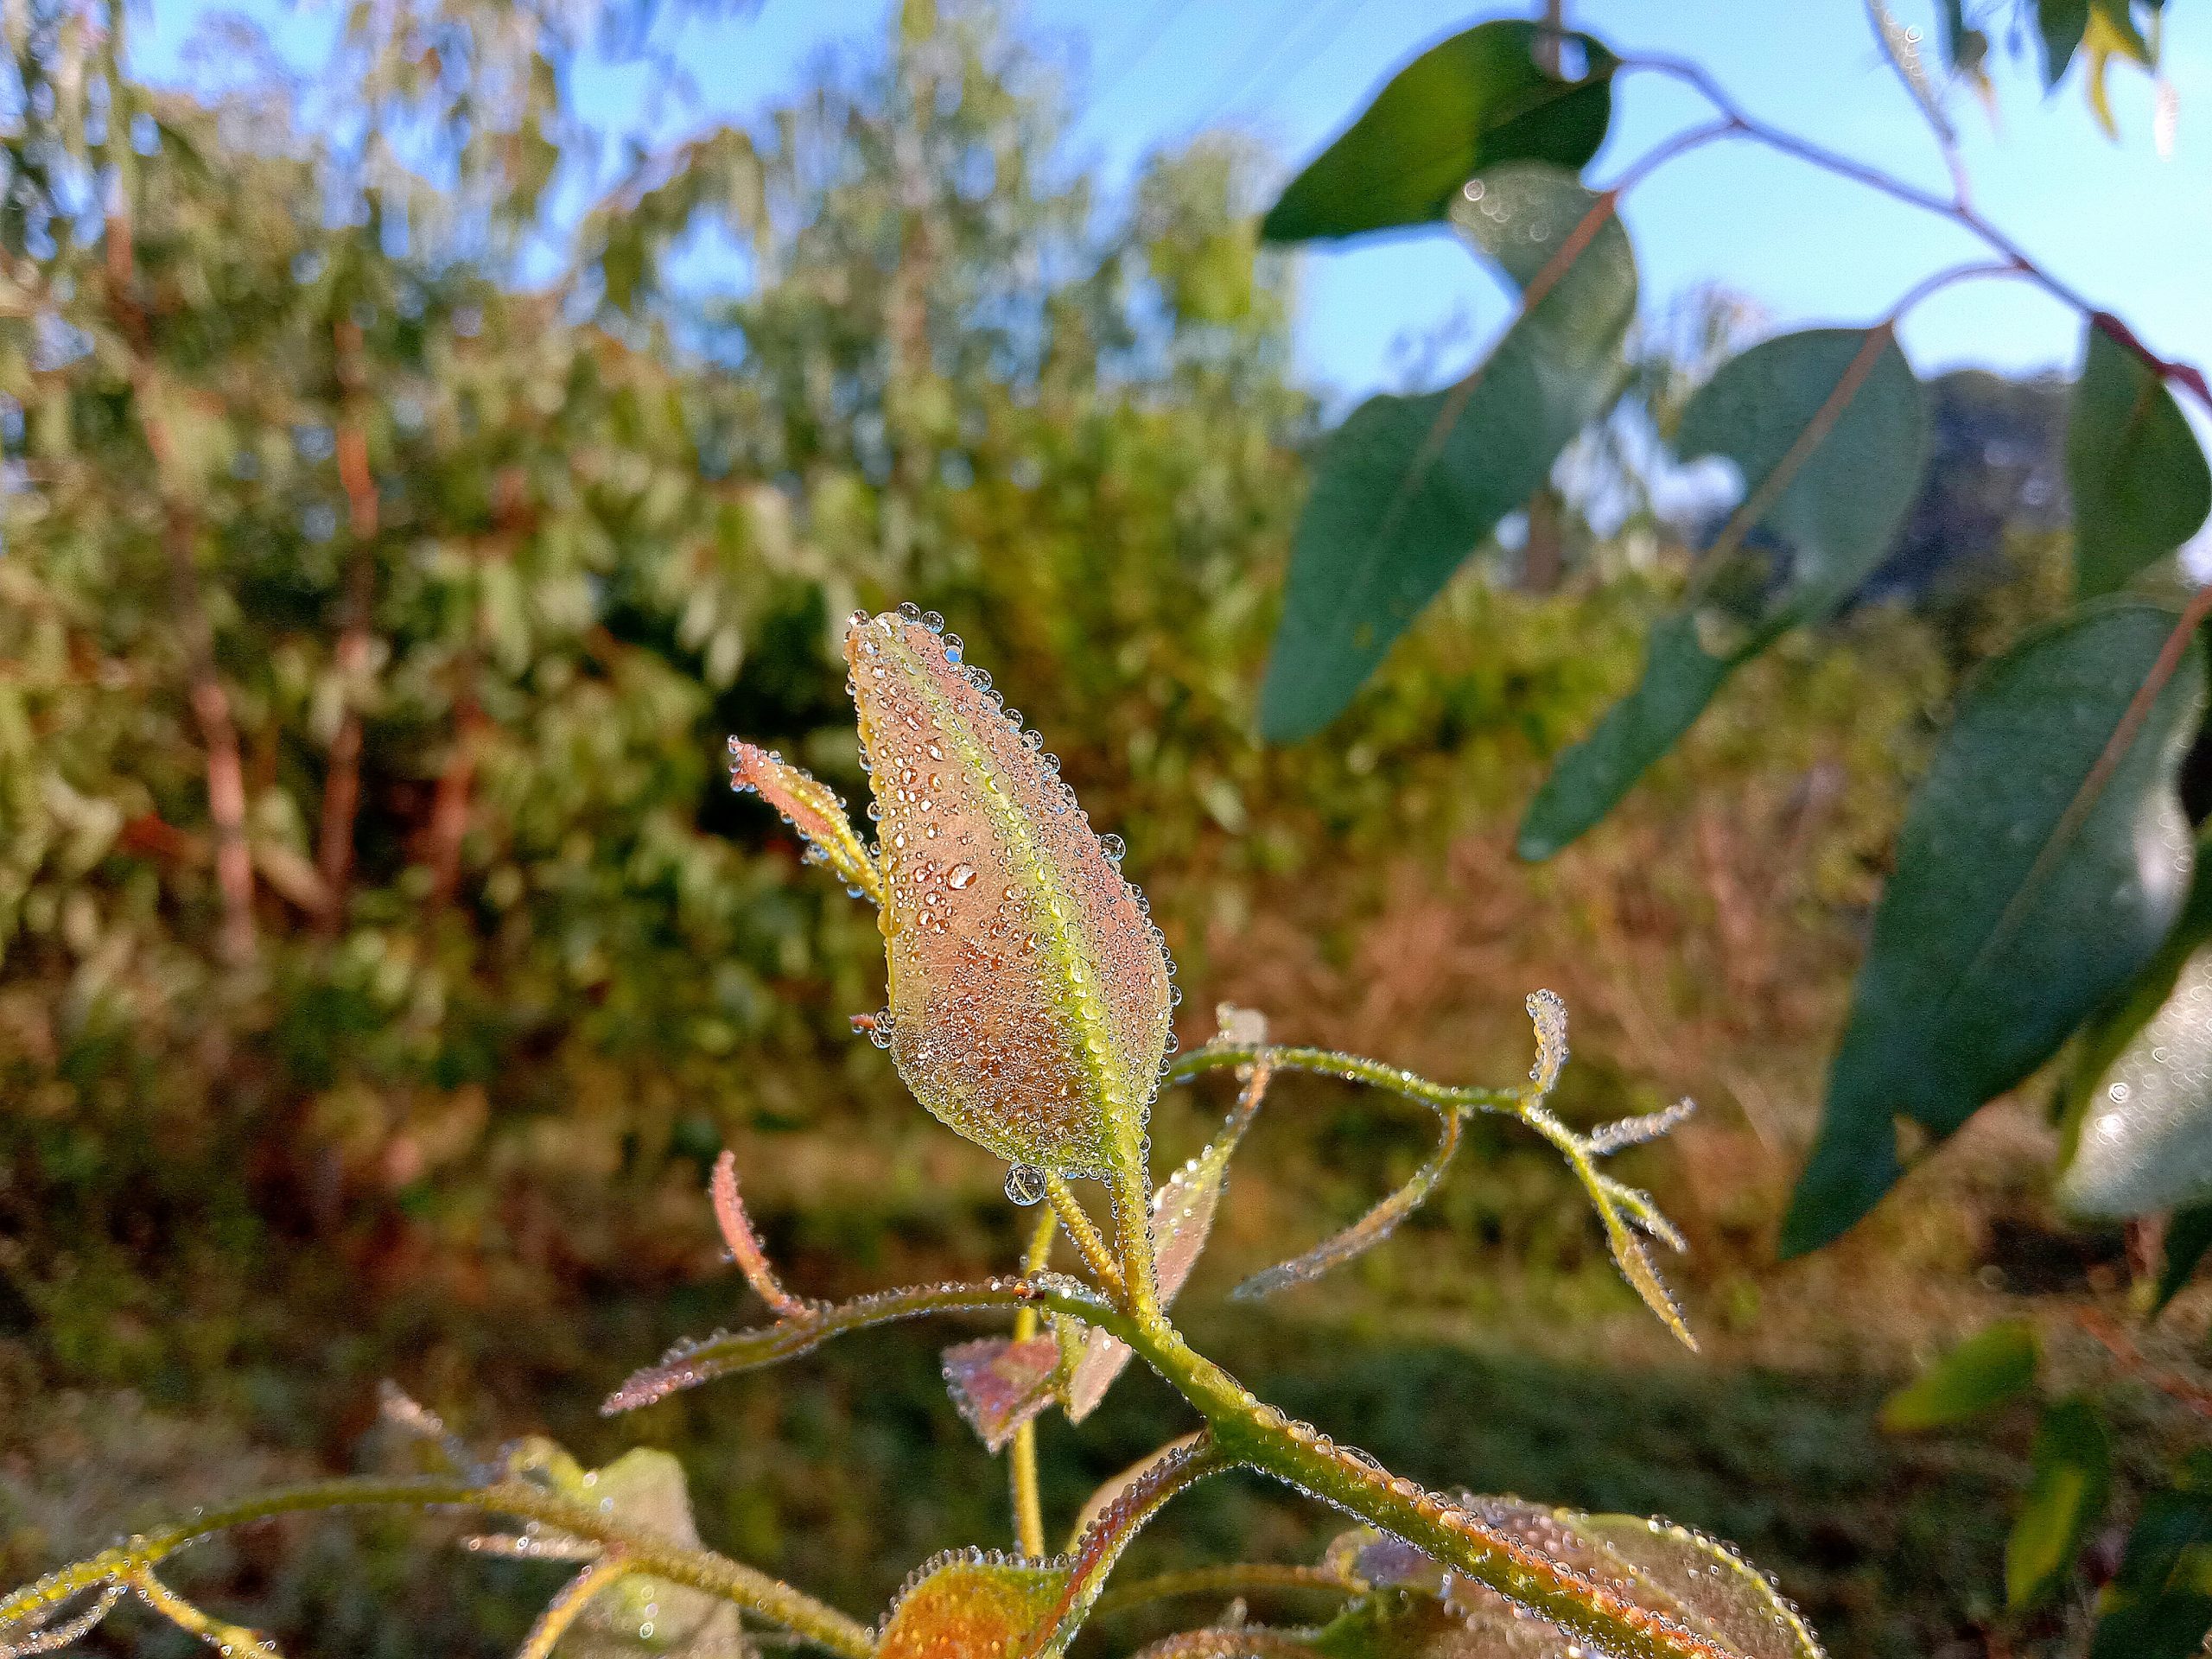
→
(941, 1335, 1059, 1453)
(1060, 1100, 1252, 1421)
(728, 738, 880, 902)
(847, 609, 1172, 1182)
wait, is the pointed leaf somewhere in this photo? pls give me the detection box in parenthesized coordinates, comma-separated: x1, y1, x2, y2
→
(1520, 327, 1928, 858)
(1232, 1109, 1462, 1301)
(2060, 948, 2212, 1217)
(2069, 324, 2211, 597)
(2007, 1396, 2112, 1611)
(728, 739, 881, 902)
(1783, 601, 2202, 1254)
(848, 611, 1173, 1179)
(1261, 170, 1635, 741)
(877, 1552, 1071, 1659)
(1060, 1104, 1250, 1420)
(1260, 22, 1616, 244)
(1878, 1319, 2038, 1432)
(941, 1335, 1060, 1453)
(2039, 0, 2090, 86)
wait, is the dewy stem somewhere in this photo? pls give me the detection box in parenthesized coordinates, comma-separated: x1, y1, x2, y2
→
(1166, 1043, 1524, 1115)
(1008, 1208, 1058, 1558)
(0, 1478, 876, 1659)
(1118, 1319, 1732, 1659)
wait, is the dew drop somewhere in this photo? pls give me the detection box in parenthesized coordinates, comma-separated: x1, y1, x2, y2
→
(949, 862, 978, 890)
(1005, 1164, 1047, 1205)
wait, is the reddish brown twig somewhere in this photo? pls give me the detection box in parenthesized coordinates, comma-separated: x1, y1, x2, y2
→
(2075, 1305, 2212, 1421)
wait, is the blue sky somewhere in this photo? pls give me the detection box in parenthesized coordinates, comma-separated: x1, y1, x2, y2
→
(138, 2, 2212, 408)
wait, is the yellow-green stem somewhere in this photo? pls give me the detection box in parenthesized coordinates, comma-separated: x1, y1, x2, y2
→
(1008, 1208, 1057, 1558)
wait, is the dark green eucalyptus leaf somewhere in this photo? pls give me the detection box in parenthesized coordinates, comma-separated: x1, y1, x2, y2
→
(1783, 601, 2204, 1255)
(2040, 0, 2092, 86)
(1260, 21, 1616, 244)
(1519, 327, 1927, 858)
(1260, 168, 1634, 741)
(1878, 1319, 2038, 1432)
(2069, 324, 2211, 597)
(2007, 1395, 2112, 1611)
(2157, 1203, 2212, 1311)
(2091, 1451, 2212, 1659)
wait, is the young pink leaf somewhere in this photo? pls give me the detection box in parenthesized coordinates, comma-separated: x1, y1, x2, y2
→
(940, 1335, 1059, 1453)
(845, 609, 1173, 1181)
(728, 739, 881, 902)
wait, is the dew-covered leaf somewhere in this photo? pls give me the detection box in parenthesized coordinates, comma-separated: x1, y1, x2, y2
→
(2069, 324, 2212, 598)
(1783, 601, 2203, 1255)
(847, 610, 1173, 1180)
(1060, 1099, 1253, 1420)
(728, 738, 881, 902)
(1259, 22, 1616, 244)
(876, 1551, 1071, 1659)
(2007, 1395, 2112, 1611)
(1259, 168, 1635, 742)
(1519, 327, 1927, 859)
(941, 1335, 1060, 1453)
(1314, 1498, 1821, 1659)
(1878, 1319, 2038, 1432)
(2061, 949, 2212, 1217)
(505, 1440, 747, 1656)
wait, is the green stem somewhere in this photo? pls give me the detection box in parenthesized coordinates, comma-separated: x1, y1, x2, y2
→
(1117, 1329, 1735, 1659)
(1166, 1043, 1524, 1115)
(1008, 1210, 1058, 1559)
(0, 1478, 875, 1659)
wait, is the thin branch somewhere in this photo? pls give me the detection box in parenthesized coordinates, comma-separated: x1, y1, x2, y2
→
(0, 1478, 874, 1659)
(1009, 1206, 1058, 1560)
(1618, 51, 2212, 414)
(514, 1552, 632, 1659)
(602, 1274, 1131, 1414)
(1046, 1175, 1125, 1298)
(128, 1569, 283, 1657)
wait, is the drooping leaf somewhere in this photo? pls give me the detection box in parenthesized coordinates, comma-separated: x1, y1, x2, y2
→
(941, 1334, 1060, 1452)
(1878, 1319, 2039, 1432)
(1520, 327, 1927, 858)
(503, 1441, 747, 1656)
(2090, 1451, 2212, 1659)
(2158, 1203, 2212, 1311)
(2039, 0, 2092, 86)
(2068, 324, 2211, 597)
(1259, 22, 1617, 244)
(1783, 601, 2203, 1255)
(2007, 1396, 2112, 1611)
(847, 610, 1173, 1180)
(728, 738, 882, 903)
(2060, 949, 2212, 1217)
(876, 1551, 1071, 1659)
(1315, 1498, 1821, 1659)
(1261, 168, 1635, 741)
